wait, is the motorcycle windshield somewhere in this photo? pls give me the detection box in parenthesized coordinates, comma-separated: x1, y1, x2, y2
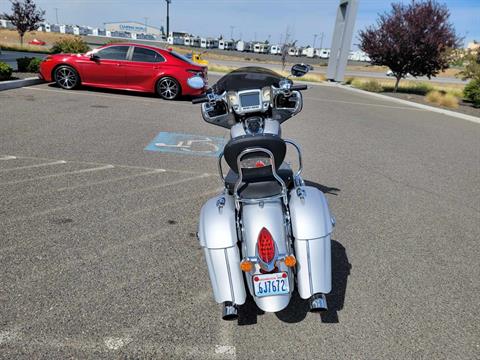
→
(213, 67, 284, 93)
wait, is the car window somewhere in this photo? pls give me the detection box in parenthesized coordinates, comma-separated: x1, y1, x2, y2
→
(95, 46, 129, 60)
(132, 47, 165, 63)
(169, 51, 196, 65)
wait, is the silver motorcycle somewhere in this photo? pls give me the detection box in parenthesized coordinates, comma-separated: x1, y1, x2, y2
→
(190, 64, 335, 320)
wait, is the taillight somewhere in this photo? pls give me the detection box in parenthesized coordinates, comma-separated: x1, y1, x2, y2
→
(257, 227, 275, 263)
(187, 69, 202, 76)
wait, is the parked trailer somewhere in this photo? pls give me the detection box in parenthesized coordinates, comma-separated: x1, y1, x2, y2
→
(303, 47, 316, 58)
(184, 36, 191, 46)
(270, 44, 281, 55)
(201, 38, 219, 49)
(253, 43, 269, 54)
(219, 40, 234, 50)
(190, 37, 201, 47)
(168, 36, 184, 45)
(316, 48, 330, 59)
(236, 40, 253, 52)
(288, 47, 296, 56)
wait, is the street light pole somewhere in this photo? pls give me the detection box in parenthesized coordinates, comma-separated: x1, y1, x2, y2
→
(166, 0, 171, 38)
(143, 17, 148, 34)
(313, 33, 318, 48)
(230, 25, 235, 40)
(54, 7, 59, 24)
(319, 32, 324, 49)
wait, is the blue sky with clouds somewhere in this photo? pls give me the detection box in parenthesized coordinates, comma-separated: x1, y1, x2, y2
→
(1, 0, 478, 48)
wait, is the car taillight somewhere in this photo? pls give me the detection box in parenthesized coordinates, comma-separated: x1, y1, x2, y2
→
(257, 227, 275, 263)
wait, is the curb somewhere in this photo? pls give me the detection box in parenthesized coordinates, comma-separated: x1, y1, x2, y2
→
(336, 84, 480, 124)
(0, 77, 44, 91)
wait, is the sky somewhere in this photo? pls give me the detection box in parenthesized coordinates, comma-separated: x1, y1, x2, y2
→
(1, 0, 478, 48)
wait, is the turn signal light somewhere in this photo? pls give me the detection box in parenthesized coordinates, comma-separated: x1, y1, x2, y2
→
(240, 260, 253, 272)
(284, 255, 297, 267)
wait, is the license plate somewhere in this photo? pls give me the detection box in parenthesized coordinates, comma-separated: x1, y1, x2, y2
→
(253, 272, 289, 297)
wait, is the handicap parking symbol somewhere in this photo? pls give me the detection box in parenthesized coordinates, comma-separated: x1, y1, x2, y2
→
(145, 132, 227, 157)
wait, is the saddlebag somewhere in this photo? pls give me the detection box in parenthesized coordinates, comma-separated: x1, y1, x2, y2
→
(289, 186, 334, 299)
(198, 194, 246, 305)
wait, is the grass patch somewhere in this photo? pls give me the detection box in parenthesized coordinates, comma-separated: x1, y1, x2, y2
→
(208, 63, 326, 83)
(352, 79, 384, 92)
(425, 90, 459, 108)
(0, 43, 51, 54)
(349, 77, 464, 97)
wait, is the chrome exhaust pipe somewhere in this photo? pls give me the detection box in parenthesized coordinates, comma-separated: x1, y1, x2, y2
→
(222, 301, 238, 321)
(309, 293, 328, 312)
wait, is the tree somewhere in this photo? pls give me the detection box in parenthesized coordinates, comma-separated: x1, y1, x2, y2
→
(2, 0, 45, 46)
(359, 1, 461, 92)
(460, 51, 480, 81)
(280, 26, 296, 70)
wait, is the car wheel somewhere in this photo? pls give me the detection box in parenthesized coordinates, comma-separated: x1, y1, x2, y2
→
(54, 65, 80, 90)
(157, 77, 180, 100)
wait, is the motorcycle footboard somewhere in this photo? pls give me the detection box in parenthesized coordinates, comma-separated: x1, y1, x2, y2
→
(289, 186, 334, 299)
(198, 194, 246, 305)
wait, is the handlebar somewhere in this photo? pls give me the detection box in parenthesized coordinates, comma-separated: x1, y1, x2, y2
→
(291, 84, 308, 91)
(191, 95, 209, 104)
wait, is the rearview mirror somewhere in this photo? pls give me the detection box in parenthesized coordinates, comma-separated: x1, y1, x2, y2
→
(90, 53, 100, 61)
(187, 76, 205, 90)
(291, 63, 312, 77)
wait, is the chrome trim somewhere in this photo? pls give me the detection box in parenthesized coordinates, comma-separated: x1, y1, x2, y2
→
(307, 239, 313, 295)
(222, 301, 238, 320)
(233, 147, 287, 209)
(217, 151, 226, 182)
(309, 293, 328, 312)
(224, 248, 235, 303)
(283, 139, 303, 180)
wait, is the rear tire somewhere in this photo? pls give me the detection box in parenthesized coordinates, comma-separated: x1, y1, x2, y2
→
(54, 65, 80, 90)
(156, 77, 181, 100)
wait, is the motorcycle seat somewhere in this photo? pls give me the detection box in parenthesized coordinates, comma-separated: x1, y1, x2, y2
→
(225, 163, 293, 197)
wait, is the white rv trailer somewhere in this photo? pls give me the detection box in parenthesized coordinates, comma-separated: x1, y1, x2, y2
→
(316, 48, 331, 59)
(201, 38, 219, 48)
(253, 43, 269, 54)
(270, 44, 281, 55)
(236, 40, 253, 52)
(219, 40, 234, 50)
(167, 36, 184, 45)
(303, 47, 316, 58)
(190, 37, 201, 47)
(184, 36, 191, 46)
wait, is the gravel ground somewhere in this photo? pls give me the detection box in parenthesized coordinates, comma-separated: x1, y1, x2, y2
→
(382, 92, 480, 118)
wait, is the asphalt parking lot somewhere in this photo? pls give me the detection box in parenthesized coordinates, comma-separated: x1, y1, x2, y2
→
(1, 76, 479, 359)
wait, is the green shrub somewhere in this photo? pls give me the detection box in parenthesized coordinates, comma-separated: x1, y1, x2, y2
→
(383, 81, 433, 95)
(359, 79, 384, 92)
(26, 58, 42, 73)
(464, 79, 480, 107)
(16, 57, 35, 72)
(0, 61, 13, 81)
(51, 37, 90, 54)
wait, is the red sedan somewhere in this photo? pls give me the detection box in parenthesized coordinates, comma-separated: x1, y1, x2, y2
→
(39, 43, 207, 100)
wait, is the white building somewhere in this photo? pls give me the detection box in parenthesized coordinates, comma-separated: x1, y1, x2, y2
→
(105, 21, 162, 37)
(237, 40, 253, 52)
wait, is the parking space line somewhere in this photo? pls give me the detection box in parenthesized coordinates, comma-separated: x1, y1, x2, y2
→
(11, 173, 211, 221)
(56, 169, 165, 192)
(23, 86, 193, 107)
(11, 154, 214, 176)
(0, 165, 115, 186)
(0, 160, 66, 173)
(304, 96, 426, 111)
(0, 156, 17, 160)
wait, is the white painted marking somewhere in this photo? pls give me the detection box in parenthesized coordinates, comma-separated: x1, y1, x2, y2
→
(0, 160, 66, 173)
(23, 87, 192, 107)
(0, 156, 16, 160)
(215, 345, 236, 356)
(56, 169, 165, 192)
(304, 96, 422, 111)
(104, 337, 131, 350)
(337, 84, 480, 124)
(19, 173, 211, 220)
(0, 165, 114, 186)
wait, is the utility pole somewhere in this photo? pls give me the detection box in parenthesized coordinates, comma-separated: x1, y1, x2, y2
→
(313, 33, 318, 48)
(165, 0, 171, 38)
(230, 25, 235, 40)
(319, 32, 324, 49)
(143, 17, 148, 34)
(54, 7, 59, 24)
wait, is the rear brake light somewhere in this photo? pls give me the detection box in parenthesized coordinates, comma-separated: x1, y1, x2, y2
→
(257, 227, 275, 263)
